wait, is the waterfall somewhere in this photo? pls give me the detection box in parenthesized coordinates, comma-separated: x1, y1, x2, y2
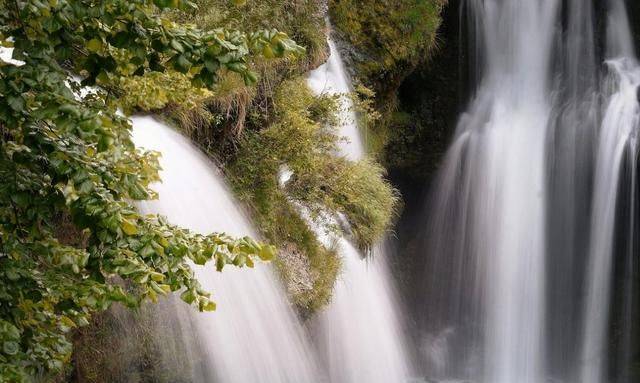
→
(580, 57, 640, 383)
(580, 3, 639, 381)
(422, 1, 558, 382)
(307, 39, 365, 160)
(419, 0, 640, 382)
(306, 38, 413, 382)
(606, 0, 636, 59)
(545, 0, 599, 378)
(129, 116, 321, 383)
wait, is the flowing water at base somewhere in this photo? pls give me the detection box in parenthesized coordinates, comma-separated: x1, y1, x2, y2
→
(131, 116, 321, 383)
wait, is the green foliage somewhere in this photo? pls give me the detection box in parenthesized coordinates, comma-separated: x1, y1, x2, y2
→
(330, 0, 445, 82)
(285, 157, 399, 250)
(228, 79, 341, 312)
(0, 0, 305, 379)
(177, 0, 327, 69)
(265, 80, 396, 249)
(329, 0, 446, 170)
(229, 79, 397, 310)
(255, 195, 341, 315)
(349, 83, 385, 155)
(116, 71, 213, 113)
(154, 0, 328, 149)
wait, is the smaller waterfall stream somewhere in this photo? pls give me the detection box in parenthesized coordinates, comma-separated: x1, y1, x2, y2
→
(580, 3, 640, 381)
(307, 37, 413, 383)
(580, 59, 640, 383)
(130, 116, 321, 383)
(307, 39, 365, 160)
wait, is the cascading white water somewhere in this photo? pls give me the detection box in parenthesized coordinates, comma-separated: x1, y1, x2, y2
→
(307, 39, 365, 160)
(580, 4, 640, 380)
(545, 1, 599, 377)
(421, 1, 558, 382)
(606, 0, 636, 60)
(130, 116, 321, 383)
(420, 1, 640, 382)
(580, 57, 640, 383)
(306, 38, 413, 382)
(315, 239, 411, 383)
(462, 5, 556, 383)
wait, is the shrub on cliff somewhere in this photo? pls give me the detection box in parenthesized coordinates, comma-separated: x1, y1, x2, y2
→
(229, 79, 398, 311)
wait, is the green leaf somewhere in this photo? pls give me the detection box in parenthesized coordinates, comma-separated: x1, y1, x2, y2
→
(5, 269, 20, 281)
(180, 289, 196, 304)
(200, 299, 216, 311)
(215, 254, 226, 271)
(96, 71, 110, 84)
(262, 45, 274, 59)
(59, 316, 76, 330)
(3, 341, 19, 356)
(175, 55, 191, 72)
(149, 271, 165, 282)
(244, 70, 258, 85)
(86, 38, 103, 53)
(203, 59, 219, 72)
(7, 96, 25, 112)
(258, 245, 276, 261)
(149, 281, 169, 295)
(121, 219, 138, 235)
(170, 39, 184, 53)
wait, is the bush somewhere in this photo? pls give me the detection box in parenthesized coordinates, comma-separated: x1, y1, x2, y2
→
(286, 156, 399, 250)
(229, 79, 398, 312)
(330, 0, 445, 83)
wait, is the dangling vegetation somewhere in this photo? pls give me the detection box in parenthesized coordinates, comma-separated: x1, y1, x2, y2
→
(0, 0, 303, 380)
(259, 80, 397, 251)
(229, 79, 399, 313)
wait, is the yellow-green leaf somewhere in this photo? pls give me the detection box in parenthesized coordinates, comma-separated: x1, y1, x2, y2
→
(86, 38, 102, 53)
(258, 245, 275, 261)
(149, 271, 165, 282)
(201, 299, 216, 311)
(121, 219, 138, 235)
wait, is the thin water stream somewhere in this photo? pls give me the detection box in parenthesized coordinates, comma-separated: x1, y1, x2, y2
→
(307, 37, 413, 383)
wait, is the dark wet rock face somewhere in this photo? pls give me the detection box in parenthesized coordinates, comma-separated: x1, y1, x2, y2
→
(630, 1, 640, 53)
